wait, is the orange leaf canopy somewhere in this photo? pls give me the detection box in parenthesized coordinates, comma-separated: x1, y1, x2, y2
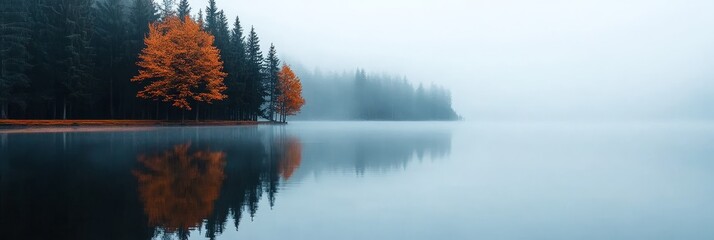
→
(276, 65, 305, 117)
(132, 16, 227, 111)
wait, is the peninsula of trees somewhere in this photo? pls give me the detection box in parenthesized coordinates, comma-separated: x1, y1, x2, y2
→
(1, 0, 456, 122)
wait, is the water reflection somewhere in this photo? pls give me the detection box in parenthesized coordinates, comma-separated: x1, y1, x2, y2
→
(278, 138, 302, 180)
(0, 125, 451, 240)
(296, 128, 451, 176)
(200, 135, 304, 240)
(134, 143, 226, 238)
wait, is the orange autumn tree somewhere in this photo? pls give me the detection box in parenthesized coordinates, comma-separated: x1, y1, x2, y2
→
(275, 65, 305, 122)
(132, 16, 227, 119)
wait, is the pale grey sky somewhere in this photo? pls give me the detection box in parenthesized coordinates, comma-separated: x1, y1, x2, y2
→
(188, 0, 714, 120)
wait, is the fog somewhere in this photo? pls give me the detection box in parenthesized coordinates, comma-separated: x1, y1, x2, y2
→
(188, 0, 714, 120)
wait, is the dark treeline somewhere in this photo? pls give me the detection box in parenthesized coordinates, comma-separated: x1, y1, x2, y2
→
(295, 67, 460, 120)
(0, 0, 281, 120)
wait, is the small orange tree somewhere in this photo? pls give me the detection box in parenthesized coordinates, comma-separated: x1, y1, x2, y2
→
(132, 16, 227, 118)
(275, 65, 305, 122)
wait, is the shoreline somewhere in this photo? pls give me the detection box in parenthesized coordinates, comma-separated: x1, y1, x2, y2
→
(0, 120, 285, 127)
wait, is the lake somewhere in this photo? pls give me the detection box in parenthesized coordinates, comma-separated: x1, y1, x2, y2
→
(1, 121, 713, 240)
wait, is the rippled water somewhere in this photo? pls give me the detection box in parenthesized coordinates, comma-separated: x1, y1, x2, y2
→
(1, 121, 713, 240)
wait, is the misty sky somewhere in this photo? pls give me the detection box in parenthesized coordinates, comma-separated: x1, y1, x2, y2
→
(188, 0, 714, 120)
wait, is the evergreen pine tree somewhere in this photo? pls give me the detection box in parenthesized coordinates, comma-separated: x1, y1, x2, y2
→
(0, 0, 32, 119)
(208, 10, 231, 119)
(195, 8, 204, 28)
(23, 0, 55, 118)
(227, 16, 247, 119)
(177, 0, 191, 21)
(264, 44, 280, 121)
(129, 0, 159, 59)
(159, 0, 176, 20)
(127, 0, 158, 118)
(38, 0, 96, 119)
(354, 69, 368, 119)
(215, 11, 230, 51)
(245, 26, 265, 120)
(205, 0, 218, 34)
(95, 0, 128, 118)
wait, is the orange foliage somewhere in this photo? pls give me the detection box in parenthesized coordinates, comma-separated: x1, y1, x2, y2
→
(133, 143, 226, 232)
(275, 65, 305, 121)
(278, 138, 302, 180)
(132, 16, 227, 110)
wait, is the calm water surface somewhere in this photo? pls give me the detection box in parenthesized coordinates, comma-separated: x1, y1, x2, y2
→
(1, 121, 713, 239)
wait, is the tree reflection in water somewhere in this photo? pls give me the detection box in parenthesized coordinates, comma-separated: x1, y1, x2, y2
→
(279, 138, 302, 180)
(201, 135, 303, 240)
(0, 125, 450, 240)
(132, 133, 304, 240)
(133, 143, 226, 238)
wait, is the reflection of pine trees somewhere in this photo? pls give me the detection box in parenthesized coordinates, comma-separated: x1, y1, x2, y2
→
(202, 135, 268, 239)
(296, 128, 452, 177)
(202, 133, 302, 239)
(0, 129, 285, 240)
(0, 126, 449, 239)
(0, 133, 154, 240)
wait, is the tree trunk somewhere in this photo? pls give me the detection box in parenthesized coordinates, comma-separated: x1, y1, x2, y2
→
(0, 102, 7, 119)
(109, 52, 115, 119)
(195, 103, 200, 122)
(62, 99, 67, 120)
(156, 102, 159, 120)
(109, 76, 114, 119)
(268, 98, 273, 121)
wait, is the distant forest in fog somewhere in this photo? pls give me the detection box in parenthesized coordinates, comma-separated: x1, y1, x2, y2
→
(295, 67, 459, 120)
